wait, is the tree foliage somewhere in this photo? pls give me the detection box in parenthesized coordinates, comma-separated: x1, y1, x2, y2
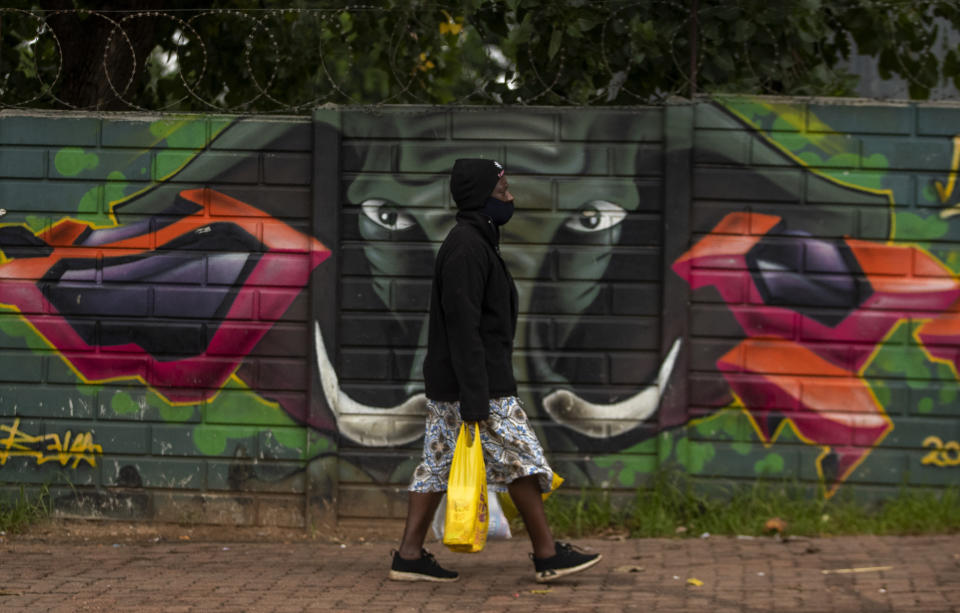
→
(1, 0, 959, 111)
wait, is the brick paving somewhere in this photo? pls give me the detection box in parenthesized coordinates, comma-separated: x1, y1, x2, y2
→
(2, 533, 959, 612)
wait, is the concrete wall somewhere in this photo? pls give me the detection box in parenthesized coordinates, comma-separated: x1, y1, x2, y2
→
(1, 99, 958, 527)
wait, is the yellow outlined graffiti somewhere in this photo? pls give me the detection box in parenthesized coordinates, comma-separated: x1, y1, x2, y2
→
(0, 302, 284, 413)
(719, 99, 898, 238)
(936, 136, 960, 218)
(921, 436, 960, 467)
(0, 418, 102, 468)
(692, 101, 960, 495)
(720, 102, 897, 202)
(0, 117, 244, 405)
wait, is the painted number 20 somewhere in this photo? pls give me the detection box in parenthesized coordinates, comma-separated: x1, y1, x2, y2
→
(921, 436, 960, 467)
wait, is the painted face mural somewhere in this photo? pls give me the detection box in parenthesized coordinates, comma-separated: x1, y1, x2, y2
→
(318, 110, 682, 475)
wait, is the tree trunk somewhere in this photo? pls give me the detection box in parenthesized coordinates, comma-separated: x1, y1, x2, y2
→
(39, 1, 164, 110)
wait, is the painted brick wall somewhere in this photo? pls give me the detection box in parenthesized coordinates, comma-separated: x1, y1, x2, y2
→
(330, 107, 669, 519)
(682, 101, 960, 497)
(0, 114, 323, 527)
(1, 100, 959, 527)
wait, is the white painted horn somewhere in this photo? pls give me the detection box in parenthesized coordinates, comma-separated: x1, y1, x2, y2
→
(314, 322, 426, 447)
(541, 337, 682, 438)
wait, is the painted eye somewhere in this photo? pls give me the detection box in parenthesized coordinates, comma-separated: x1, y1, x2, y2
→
(563, 200, 626, 233)
(361, 199, 416, 231)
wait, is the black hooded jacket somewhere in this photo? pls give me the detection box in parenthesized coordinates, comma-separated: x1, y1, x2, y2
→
(422, 159, 519, 421)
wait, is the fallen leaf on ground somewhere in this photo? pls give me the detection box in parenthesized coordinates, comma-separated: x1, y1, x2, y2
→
(614, 565, 646, 573)
(764, 517, 787, 534)
(686, 578, 704, 586)
(530, 589, 551, 595)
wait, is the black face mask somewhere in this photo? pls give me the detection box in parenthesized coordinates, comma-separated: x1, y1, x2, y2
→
(481, 196, 514, 226)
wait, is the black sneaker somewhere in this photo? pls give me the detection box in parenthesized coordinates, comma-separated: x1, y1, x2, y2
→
(531, 541, 602, 583)
(389, 549, 459, 583)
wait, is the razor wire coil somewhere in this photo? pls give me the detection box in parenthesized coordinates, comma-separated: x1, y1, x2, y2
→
(1, 3, 958, 114)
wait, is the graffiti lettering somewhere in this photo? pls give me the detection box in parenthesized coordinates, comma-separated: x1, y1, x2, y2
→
(935, 135, 960, 215)
(921, 436, 960, 467)
(0, 418, 102, 468)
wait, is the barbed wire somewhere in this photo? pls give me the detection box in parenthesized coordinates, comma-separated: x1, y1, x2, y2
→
(0, 3, 958, 114)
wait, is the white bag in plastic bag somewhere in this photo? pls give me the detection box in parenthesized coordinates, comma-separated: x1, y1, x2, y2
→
(432, 490, 512, 541)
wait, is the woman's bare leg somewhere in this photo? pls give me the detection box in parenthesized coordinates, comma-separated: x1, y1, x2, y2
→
(508, 474, 555, 559)
(398, 491, 444, 559)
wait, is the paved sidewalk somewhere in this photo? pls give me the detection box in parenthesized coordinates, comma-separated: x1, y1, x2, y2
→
(2, 533, 959, 612)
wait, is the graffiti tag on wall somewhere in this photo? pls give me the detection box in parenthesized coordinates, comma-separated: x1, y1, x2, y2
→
(922, 436, 960, 467)
(1, 418, 102, 468)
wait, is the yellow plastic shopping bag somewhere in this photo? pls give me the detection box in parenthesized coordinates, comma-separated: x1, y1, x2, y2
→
(498, 472, 564, 522)
(443, 422, 489, 553)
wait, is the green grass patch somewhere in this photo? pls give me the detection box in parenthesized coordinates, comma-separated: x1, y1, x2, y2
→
(539, 473, 960, 539)
(0, 486, 51, 534)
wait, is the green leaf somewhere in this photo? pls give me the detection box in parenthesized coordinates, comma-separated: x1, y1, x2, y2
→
(700, 21, 721, 42)
(713, 50, 736, 74)
(577, 16, 603, 32)
(339, 11, 353, 35)
(796, 25, 821, 44)
(714, 5, 740, 22)
(732, 20, 756, 43)
(515, 12, 535, 44)
(548, 28, 562, 59)
(363, 67, 390, 98)
(640, 20, 656, 42)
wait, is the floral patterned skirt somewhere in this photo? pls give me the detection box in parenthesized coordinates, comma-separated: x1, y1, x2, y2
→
(408, 396, 554, 494)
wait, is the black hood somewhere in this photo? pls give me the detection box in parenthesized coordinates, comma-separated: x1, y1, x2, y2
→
(450, 158, 503, 211)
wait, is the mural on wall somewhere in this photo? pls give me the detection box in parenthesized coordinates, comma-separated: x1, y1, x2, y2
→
(674, 210, 957, 491)
(325, 103, 960, 498)
(0, 117, 336, 514)
(669, 100, 960, 495)
(2, 101, 959, 520)
(0, 187, 328, 402)
(318, 110, 679, 463)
